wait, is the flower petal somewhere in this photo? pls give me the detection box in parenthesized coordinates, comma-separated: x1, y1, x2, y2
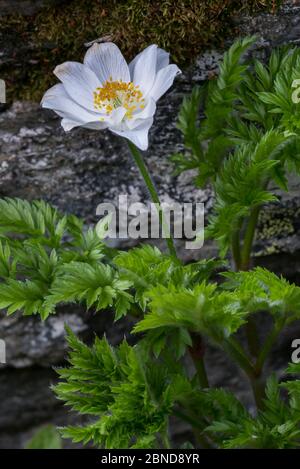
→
(67, 107, 126, 129)
(107, 106, 127, 126)
(149, 64, 181, 101)
(60, 108, 126, 132)
(156, 48, 170, 71)
(61, 118, 111, 131)
(129, 46, 169, 79)
(126, 98, 156, 130)
(54, 62, 101, 111)
(84, 42, 130, 84)
(42, 84, 126, 131)
(61, 119, 80, 131)
(110, 117, 153, 150)
(132, 45, 158, 96)
(41, 83, 102, 123)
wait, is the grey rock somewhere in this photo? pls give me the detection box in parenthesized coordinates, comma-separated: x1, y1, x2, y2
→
(0, 0, 60, 17)
(0, 305, 136, 369)
(0, 309, 87, 368)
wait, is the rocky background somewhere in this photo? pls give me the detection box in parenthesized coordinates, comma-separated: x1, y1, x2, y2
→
(1, 0, 300, 448)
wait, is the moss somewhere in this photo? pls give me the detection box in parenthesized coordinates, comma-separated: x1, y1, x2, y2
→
(0, 0, 281, 101)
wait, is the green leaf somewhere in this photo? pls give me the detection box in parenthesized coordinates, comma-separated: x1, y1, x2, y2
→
(223, 267, 300, 322)
(53, 327, 188, 448)
(0, 278, 54, 319)
(46, 261, 133, 319)
(25, 425, 62, 449)
(134, 283, 246, 342)
(207, 131, 285, 255)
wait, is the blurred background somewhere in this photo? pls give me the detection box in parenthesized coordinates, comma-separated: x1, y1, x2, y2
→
(0, 0, 300, 448)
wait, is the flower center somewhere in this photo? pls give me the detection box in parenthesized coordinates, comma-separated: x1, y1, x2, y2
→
(93, 76, 145, 119)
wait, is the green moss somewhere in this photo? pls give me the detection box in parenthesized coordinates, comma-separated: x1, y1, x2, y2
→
(0, 0, 281, 101)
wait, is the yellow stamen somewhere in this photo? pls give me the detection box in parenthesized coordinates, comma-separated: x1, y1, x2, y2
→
(93, 79, 144, 119)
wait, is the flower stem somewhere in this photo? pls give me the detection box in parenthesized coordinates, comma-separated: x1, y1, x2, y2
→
(240, 205, 260, 271)
(174, 409, 213, 448)
(229, 193, 273, 410)
(250, 375, 265, 410)
(231, 229, 241, 271)
(255, 318, 285, 375)
(223, 337, 265, 410)
(174, 408, 202, 429)
(238, 206, 261, 357)
(194, 356, 209, 388)
(245, 316, 260, 358)
(223, 337, 256, 378)
(127, 140, 178, 259)
(189, 333, 209, 388)
(161, 429, 171, 449)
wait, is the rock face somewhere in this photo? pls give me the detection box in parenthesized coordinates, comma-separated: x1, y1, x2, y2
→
(0, 0, 58, 17)
(0, 0, 300, 448)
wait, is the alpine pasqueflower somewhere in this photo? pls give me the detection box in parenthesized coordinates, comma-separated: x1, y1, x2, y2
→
(41, 43, 181, 150)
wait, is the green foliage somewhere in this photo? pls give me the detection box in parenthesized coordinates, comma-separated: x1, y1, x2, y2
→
(173, 39, 300, 256)
(200, 374, 300, 448)
(0, 277, 53, 319)
(54, 327, 300, 449)
(0, 198, 65, 242)
(223, 267, 300, 323)
(134, 282, 245, 342)
(255, 48, 300, 131)
(0, 242, 15, 279)
(25, 425, 62, 449)
(201, 36, 256, 139)
(115, 244, 223, 310)
(4, 37, 300, 451)
(283, 362, 300, 409)
(207, 138, 281, 256)
(0, 202, 222, 321)
(172, 86, 204, 171)
(172, 36, 257, 186)
(0, 198, 131, 319)
(49, 38, 300, 450)
(134, 265, 300, 354)
(47, 261, 133, 320)
(54, 327, 189, 449)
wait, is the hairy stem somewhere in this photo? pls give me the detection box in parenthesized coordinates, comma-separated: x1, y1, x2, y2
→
(189, 334, 209, 388)
(174, 409, 213, 448)
(223, 336, 265, 409)
(239, 205, 267, 409)
(240, 205, 260, 271)
(239, 206, 261, 358)
(245, 316, 260, 358)
(255, 318, 286, 375)
(249, 319, 286, 410)
(231, 229, 241, 271)
(161, 429, 171, 449)
(249, 375, 265, 410)
(223, 337, 256, 377)
(193, 356, 209, 388)
(174, 408, 203, 429)
(127, 140, 178, 259)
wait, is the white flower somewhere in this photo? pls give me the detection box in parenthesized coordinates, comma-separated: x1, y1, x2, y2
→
(41, 43, 181, 150)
